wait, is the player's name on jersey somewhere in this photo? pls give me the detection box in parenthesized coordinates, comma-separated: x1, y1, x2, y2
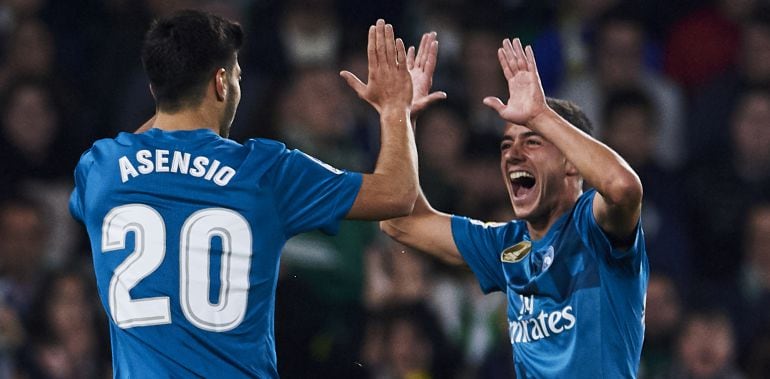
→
(118, 149, 236, 186)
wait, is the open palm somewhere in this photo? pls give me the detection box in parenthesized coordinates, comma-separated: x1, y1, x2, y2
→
(483, 38, 547, 125)
(407, 32, 446, 116)
(340, 20, 412, 114)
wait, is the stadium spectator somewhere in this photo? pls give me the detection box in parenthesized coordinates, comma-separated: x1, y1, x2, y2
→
(686, 6, 770, 163)
(639, 272, 683, 379)
(558, 4, 685, 169)
(602, 87, 692, 290)
(277, 66, 370, 172)
(745, 330, 770, 378)
(364, 235, 504, 368)
(531, 0, 619, 93)
(24, 270, 110, 379)
(0, 18, 53, 91)
(0, 302, 24, 379)
(279, 0, 342, 70)
(0, 78, 77, 188)
(364, 301, 461, 379)
(665, 310, 746, 379)
(414, 104, 467, 214)
(0, 78, 82, 265)
(0, 196, 49, 319)
(459, 28, 507, 136)
(735, 202, 770, 363)
(663, 0, 754, 94)
(685, 86, 770, 293)
(476, 305, 516, 379)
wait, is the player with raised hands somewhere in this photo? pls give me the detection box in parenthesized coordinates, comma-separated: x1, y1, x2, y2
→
(70, 11, 417, 378)
(381, 37, 648, 378)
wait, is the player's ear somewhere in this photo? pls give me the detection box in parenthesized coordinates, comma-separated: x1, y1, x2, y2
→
(148, 84, 156, 100)
(215, 68, 227, 101)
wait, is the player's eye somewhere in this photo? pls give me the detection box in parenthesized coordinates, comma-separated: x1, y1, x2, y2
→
(526, 138, 542, 146)
(500, 142, 511, 151)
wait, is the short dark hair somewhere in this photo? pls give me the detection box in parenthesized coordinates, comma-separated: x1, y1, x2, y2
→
(546, 97, 593, 136)
(141, 10, 243, 112)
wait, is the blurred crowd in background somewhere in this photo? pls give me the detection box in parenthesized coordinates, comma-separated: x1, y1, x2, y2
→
(0, 0, 769, 378)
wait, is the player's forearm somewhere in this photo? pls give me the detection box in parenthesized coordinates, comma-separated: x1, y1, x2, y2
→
(380, 112, 439, 222)
(529, 108, 642, 208)
(382, 187, 436, 228)
(380, 189, 465, 266)
(380, 222, 465, 267)
(371, 107, 419, 214)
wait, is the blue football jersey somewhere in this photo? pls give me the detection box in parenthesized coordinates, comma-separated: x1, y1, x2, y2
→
(452, 190, 648, 378)
(69, 128, 362, 378)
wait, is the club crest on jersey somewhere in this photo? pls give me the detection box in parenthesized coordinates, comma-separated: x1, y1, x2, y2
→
(501, 241, 532, 263)
(542, 246, 555, 271)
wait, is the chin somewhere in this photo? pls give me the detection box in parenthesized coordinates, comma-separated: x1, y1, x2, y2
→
(509, 191, 542, 221)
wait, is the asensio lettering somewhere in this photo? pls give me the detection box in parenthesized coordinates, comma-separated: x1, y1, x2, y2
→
(118, 149, 236, 186)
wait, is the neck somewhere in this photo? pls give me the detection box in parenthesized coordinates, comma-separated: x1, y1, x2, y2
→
(153, 107, 221, 135)
(525, 187, 581, 241)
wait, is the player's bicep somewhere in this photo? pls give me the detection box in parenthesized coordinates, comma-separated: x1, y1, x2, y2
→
(592, 192, 642, 250)
(380, 210, 464, 266)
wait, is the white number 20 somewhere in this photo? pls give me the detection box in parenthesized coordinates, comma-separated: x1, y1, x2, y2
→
(101, 204, 252, 332)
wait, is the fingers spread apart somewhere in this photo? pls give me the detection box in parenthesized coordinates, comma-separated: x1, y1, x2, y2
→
(500, 37, 536, 75)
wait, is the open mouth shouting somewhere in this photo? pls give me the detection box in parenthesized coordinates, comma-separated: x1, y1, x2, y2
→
(509, 170, 536, 200)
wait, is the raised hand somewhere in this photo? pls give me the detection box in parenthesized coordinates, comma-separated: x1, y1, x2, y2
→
(407, 32, 446, 116)
(482, 38, 548, 125)
(340, 19, 412, 114)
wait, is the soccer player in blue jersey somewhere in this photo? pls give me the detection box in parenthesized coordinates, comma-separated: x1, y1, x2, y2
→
(381, 38, 649, 377)
(69, 10, 430, 378)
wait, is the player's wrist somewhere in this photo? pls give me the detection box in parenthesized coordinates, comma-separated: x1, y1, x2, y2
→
(379, 104, 411, 121)
(526, 106, 556, 128)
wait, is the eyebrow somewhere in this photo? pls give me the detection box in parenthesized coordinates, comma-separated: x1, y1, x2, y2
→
(501, 131, 541, 142)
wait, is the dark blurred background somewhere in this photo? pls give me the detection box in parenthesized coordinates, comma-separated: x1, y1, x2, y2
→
(0, 0, 769, 378)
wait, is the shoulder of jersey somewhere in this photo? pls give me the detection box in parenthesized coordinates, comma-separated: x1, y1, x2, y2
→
(236, 138, 289, 177)
(86, 136, 127, 159)
(244, 137, 286, 152)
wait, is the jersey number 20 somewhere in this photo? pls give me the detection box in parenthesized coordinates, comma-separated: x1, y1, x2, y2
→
(101, 204, 253, 332)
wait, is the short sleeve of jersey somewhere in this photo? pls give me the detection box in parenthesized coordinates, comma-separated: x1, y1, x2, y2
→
(69, 149, 94, 223)
(268, 148, 362, 236)
(574, 189, 644, 261)
(451, 216, 514, 293)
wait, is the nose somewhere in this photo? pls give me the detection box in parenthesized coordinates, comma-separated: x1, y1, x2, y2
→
(504, 141, 525, 164)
